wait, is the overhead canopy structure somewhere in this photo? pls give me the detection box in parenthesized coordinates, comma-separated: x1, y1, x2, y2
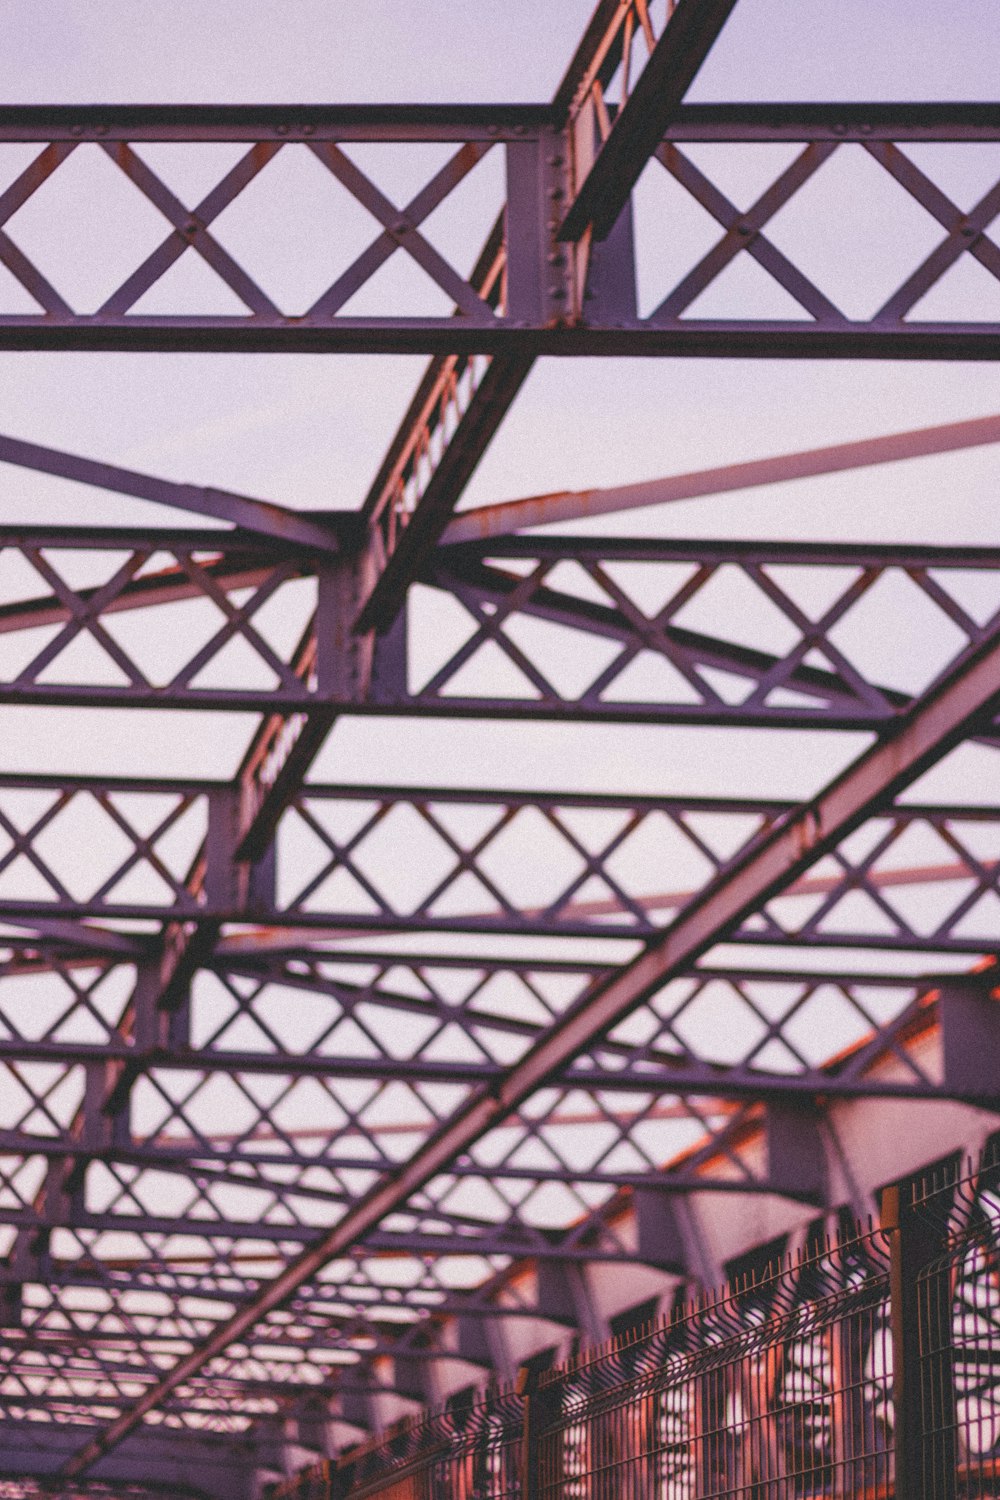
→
(1, 1, 1000, 1494)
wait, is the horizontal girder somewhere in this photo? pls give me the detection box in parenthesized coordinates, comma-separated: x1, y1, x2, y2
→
(0, 104, 999, 354)
(0, 530, 996, 726)
(0, 774, 994, 952)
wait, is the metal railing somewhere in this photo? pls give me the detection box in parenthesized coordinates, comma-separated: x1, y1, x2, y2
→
(271, 1149, 1000, 1500)
(909, 1153, 1000, 1500)
(533, 1226, 892, 1500)
(283, 1384, 526, 1500)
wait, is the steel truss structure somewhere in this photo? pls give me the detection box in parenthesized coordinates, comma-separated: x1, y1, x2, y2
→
(1, 0, 999, 1493)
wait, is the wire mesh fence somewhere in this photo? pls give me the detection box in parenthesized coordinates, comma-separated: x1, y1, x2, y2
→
(532, 1226, 893, 1500)
(291, 1383, 527, 1500)
(911, 1151, 1000, 1500)
(270, 1148, 1000, 1500)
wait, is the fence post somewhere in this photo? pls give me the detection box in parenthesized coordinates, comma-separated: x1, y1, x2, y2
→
(329, 1453, 355, 1500)
(518, 1363, 557, 1500)
(881, 1181, 956, 1500)
(518, 1365, 539, 1500)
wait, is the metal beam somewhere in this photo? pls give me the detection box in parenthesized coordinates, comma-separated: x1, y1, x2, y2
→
(0, 1038, 980, 1185)
(56, 542, 995, 729)
(0, 772, 993, 950)
(0, 530, 995, 725)
(658, 102, 1000, 141)
(489, 632, 1000, 1109)
(1, 100, 999, 356)
(0, 434, 341, 552)
(0, 1416, 262, 1499)
(61, 618, 1000, 1476)
(440, 412, 1000, 543)
(0, 1045, 966, 1101)
(559, 0, 741, 242)
(939, 982, 1000, 1097)
(6, 324, 1000, 359)
(2, 102, 999, 144)
(353, 355, 533, 633)
(0, 104, 554, 139)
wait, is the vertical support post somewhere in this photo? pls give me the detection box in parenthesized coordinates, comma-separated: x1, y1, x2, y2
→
(518, 1364, 536, 1500)
(330, 1454, 355, 1500)
(833, 1283, 874, 1498)
(206, 786, 246, 912)
(368, 605, 408, 705)
(940, 980, 1000, 1101)
(0, 1280, 22, 1329)
(316, 557, 375, 703)
(505, 138, 549, 327)
(518, 1363, 551, 1500)
(82, 1058, 126, 1149)
(207, 782, 275, 919)
(765, 1100, 828, 1204)
(580, 198, 637, 325)
(634, 1186, 689, 1272)
(881, 1182, 957, 1500)
(505, 131, 572, 327)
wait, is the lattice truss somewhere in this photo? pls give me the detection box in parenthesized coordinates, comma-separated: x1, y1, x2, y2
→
(0, 0, 999, 1491)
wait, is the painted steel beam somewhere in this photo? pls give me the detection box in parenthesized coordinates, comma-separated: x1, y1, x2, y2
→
(423, 541, 976, 729)
(0, 774, 994, 952)
(0, 916, 149, 958)
(0, 104, 554, 140)
(551, 0, 633, 123)
(61, 618, 1000, 1477)
(0, 1048, 977, 1184)
(5, 954, 938, 1127)
(0, 1023, 963, 1097)
(659, 102, 1000, 141)
(2, 102, 999, 144)
(0, 531, 995, 729)
(0, 559, 291, 638)
(0, 434, 341, 552)
(1, 101, 999, 354)
(0, 530, 995, 728)
(440, 412, 1000, 542)
(354, 354, 533, 634)
(4, 323, 1000, 358)
(0, 1417, 262, 1499)
(559, 0, 741, 241)
(486, 654, 1000, 1110)
(348, 201, 535, 634)
(0, 1200, 702, 1252)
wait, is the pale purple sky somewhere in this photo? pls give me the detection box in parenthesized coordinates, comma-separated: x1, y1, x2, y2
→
(0, 1, 996, 103)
